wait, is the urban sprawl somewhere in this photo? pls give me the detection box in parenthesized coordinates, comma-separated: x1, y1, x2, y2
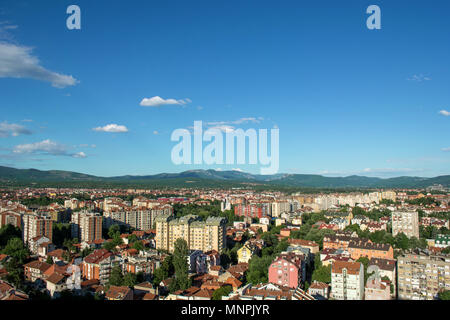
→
(0, 185, 449, 301)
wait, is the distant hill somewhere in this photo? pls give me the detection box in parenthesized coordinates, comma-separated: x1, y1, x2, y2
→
(0, 166, 448, 189)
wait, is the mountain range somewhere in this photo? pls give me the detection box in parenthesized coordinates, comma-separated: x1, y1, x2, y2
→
(0, 166, 448, 189)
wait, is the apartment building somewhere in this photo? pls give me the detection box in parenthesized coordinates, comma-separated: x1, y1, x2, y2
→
(331, 261, 364, 300)
(155, 214, 227, 253)
(234, 204, 271, 219)
(81, 249, 120, 284)
(103, 205, 173, 230)
(324, 235, 393, 260)
(22, 213, 53, 247)
(397, 252, 450, 300)
(71, 212, 103, 242)
(347, 240, 394, 260)
(271, 201, 291, 218)
(268, 252, 306, 288)
(392, 211, 419, 239)
(0, 210, 22, 228)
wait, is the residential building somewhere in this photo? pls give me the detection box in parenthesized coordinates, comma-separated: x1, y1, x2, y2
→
(268, 252, 306, 289)
(392, 211, 419, 239)
(397, 251, 450, 300)
(71, 212, 103, 242)
(331, 261, 364, 300)
(105, 286, 133, 300)
(81, 249, 120, 284)
(365, 279, 391, 300)
(155, 214, 226, 253)
(22, 213, 53, 247)
(308, 281, 329, 299)
(237, 242, 257, 263)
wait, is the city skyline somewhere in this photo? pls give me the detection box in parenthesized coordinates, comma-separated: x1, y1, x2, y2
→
(1, 0, 450, 178)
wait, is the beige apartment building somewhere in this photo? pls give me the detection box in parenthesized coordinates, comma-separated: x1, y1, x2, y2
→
(71, 212, 103, 242)
(397, 252, 450, 300)
(392, 211, 419, 238)
(155, 214, 226, 253)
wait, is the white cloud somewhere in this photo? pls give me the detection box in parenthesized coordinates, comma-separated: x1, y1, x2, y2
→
(439, 110, 450, 116)
(0, 22, 17, 41)
(93, 124, 129, 133)
(407, 74, 431, 82)
(208, 125, 235, 133)
(442, 147, 450, 152)
(140, 96, 191, 107)
(72, 151, 87, 158)
(153, 130, 159, 135)
(206, 117, 263, 126)
(12, 139, 85, 158)
(0, 42, 78, 88)
(0, 121, 31, 137)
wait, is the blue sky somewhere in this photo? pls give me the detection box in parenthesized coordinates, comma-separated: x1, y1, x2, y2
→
(0, 0, 449, 177)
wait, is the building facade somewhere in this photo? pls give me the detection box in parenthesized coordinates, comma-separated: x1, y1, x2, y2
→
(331, 261, 364, 300)
(155, 214, 227, 253)
(71, 212, 103, 242)
(22, 213, 53, 247)
(392, 211, 419, 239)
(397, 252, 450, 300)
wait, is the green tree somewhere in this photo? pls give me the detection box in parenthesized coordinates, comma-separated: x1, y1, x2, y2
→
(0, 224, 22, 249)
(172, 238, 191, 291)
(123, 272, 138, 287)
(127, 234, 138, 243)
(108, 266, 124, 286)
(152, 255, 174, 286)
(2, 237, 29, 264)
(132, 240, 145, 252)
(212, 285, 233, 300)
(438, 290, 450, 300)
(108, 225, 121, 239)
(46, 255, 54, 265)
(356, 257, 371, 283)
(311, 264, 331, 283)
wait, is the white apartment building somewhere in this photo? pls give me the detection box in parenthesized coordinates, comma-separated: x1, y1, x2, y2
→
(331, 261, 364, 300)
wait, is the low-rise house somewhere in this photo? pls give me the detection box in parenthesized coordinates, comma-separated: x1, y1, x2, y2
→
(308, 281, 329, 299)
(46, 272, 67, 298)
(46, 249, 67, 264)
(237, 243, 257, 263)
(105, 285, 133, 300)
(368, 258, 396, 294)
(0, 280, 29, 300)
(365, 279, 391, 300)
(37, 242, 56, 259)
(24, 260, 51, 282)
(134, 281, 158, 299)
(223, 283, 314, 300)
(29, 236, 52, 255)
(287, 239, 319, 255)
